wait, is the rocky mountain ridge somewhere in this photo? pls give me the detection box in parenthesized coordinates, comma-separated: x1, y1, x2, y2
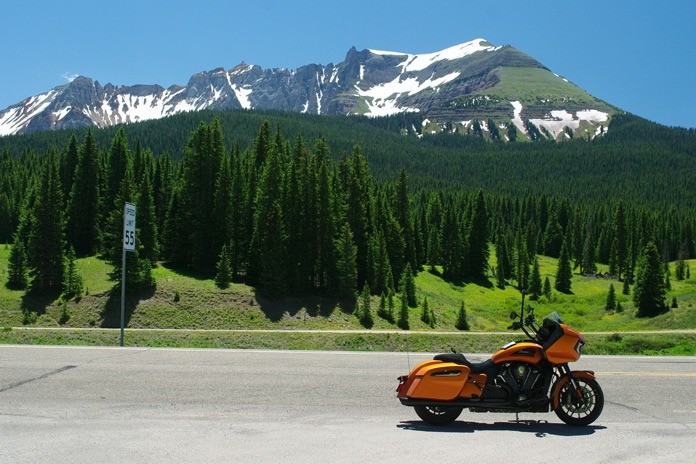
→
(0, 39, 617, 140)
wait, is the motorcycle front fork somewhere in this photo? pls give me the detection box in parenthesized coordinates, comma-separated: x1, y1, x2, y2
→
(558, 363, 584, 402)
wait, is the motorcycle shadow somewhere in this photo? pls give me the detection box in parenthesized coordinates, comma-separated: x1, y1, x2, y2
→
(397, 419, 605, 437)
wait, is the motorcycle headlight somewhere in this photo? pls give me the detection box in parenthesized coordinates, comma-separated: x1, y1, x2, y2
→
(575, 340, 585, 355)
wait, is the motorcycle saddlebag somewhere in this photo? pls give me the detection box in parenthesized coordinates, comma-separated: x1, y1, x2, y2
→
(406, 362, 470, 401)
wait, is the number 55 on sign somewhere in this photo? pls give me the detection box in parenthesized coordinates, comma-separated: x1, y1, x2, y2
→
(123, 203, 136, 251)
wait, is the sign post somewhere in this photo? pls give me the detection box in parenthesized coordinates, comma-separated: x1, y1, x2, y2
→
(121, 202, 136, 347)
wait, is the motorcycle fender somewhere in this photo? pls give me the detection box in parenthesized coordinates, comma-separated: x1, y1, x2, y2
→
(551, 370, 596, 410)
(406, 363, 470, 401)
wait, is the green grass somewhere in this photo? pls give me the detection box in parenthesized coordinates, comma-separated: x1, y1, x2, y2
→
(1, 243, 695, 354)
(1, 328, 694, 356)
(485, 67, 614, 112)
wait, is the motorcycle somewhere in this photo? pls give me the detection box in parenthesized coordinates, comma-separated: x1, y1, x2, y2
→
(396, 300, 604, 426)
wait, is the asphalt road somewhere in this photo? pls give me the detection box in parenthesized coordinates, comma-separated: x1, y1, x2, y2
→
(1, 346, 695, 463)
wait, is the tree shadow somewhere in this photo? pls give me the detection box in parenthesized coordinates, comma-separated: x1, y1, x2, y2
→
(100, 285, 156, 328)
(20, 289, 61, 316)
(254, 290, 356, 322)
(159, 262, 213, 281)
(465, 276, 494, 289)
(397, 419, 605, 437)
(437, 274, 493, 289)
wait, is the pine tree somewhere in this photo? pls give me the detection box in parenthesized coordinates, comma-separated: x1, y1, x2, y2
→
(622, 278, 631, 295)
(455, 301, 470, 331)
(62, 246, 83, 299)
(614, 200, 629, 279)
(581, 225, 597, 275)
(368, 231, 394, 295)
(507, 122, 517, 142)
(59, 134, 79, 208)
(496, 260, 506, 289)
(102, 129, 131, 234)
(616, 301, 623, 313)
(66, 129, 100, 256)
(664, 269, 671, 291)
(543, 213, 564, 258)
(400, 263, 417, 307)
(397, 290, 410, 330)
(542, 276, 552, 299)
(420, 296, 431, 325)
(555, 237, 572, 293)
(315, 151, 336, 291)
(440, 206, 463, 281)
(529, 256, 542, 300)
(633, 242, 666, 317)
(675, 253, 686, 281)
(250, 142, 287, 297)
(215, 244, 232, 289)
(136, 171, 159, 266)
(212, 151, 233, 267)
(58, 300, 70, 325)
(7, 235, 29, 289)
(466, 190, 489, 279)
(378, 292, 388, 320)
(395, 169, 417, 272)
(358, 284, 374, 328)
(27, 158, 65, 292)
(570, 207, 583, 269)
(335, 223, 357, 300)
(515, 232, 530, 293)
(605, 284, 616, 311)
(344, 146, 372, 288)
(671, 297, 678, 308)
(386, 290, 396, 323)
(176, 121, 222, 272)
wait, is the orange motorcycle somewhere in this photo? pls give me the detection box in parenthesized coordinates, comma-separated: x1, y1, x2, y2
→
(396, 303, 603, 426)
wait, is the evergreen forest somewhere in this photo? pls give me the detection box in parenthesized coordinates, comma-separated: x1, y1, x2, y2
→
(1, 110, 694, 330)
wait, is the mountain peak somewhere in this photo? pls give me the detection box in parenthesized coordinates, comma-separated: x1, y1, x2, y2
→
(0, 39, 616, 139)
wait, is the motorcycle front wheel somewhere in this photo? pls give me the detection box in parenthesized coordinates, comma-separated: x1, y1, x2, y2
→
(554, 377, 604, 426)
(414, 405, 463, 426)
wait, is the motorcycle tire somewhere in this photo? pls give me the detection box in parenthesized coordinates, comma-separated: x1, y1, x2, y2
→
(554, 377, 604, 426)
(414, 405, 463, 426)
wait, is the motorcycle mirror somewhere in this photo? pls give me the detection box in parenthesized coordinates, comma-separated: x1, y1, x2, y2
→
(510, 311, 518, 320)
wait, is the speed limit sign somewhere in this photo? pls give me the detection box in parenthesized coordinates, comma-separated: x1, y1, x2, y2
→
(123, 203, 136, 251)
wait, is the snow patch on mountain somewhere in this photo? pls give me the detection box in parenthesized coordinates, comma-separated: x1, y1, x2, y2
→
(510, 101, 527, 135)
(52, 106, 72, 121)
(370, 38, 498, 72)
(528, 109, 610, 139)
(531, 110, 579, 138)
(0, 90, 59, 136)
(231, 84, 253, 109)
(356, 72, 459, 116)
(577, 109, 608, 122)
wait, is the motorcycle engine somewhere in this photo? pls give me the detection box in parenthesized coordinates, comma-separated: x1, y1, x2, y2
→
(497, 362, 544, 402)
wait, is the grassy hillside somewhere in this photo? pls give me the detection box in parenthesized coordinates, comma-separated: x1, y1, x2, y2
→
(490, 67, 614, 111)
(1, 244, 694, 333)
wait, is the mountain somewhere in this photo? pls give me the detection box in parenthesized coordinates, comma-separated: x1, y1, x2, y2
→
(0, 39, 617, 139)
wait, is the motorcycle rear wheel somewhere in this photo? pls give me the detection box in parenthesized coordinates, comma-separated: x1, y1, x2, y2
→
(554, 377, 604, 426)
(414, 405, 463, 426)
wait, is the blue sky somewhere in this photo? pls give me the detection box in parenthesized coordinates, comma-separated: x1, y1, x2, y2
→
(1, 0, 693, 127)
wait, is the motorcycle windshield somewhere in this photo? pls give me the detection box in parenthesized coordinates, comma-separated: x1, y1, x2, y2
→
(543, 311, 564, 324)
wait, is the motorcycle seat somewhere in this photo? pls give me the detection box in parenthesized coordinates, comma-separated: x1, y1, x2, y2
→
(433, 353, 494, 374)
